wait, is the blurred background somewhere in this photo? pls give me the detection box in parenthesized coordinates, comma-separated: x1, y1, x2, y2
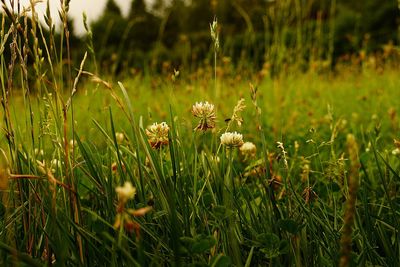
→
(5, 0, 400, 76)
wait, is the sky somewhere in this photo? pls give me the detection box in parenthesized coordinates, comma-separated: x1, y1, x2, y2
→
(10, 0, 153, 35)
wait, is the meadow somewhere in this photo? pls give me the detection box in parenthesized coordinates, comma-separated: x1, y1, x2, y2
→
(0, 2, 400, 267)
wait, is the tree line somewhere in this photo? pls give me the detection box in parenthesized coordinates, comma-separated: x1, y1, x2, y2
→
(2, 0, 399, 76)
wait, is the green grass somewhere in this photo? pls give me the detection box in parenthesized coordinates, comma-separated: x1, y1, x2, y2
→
(1, 66, 399, 266)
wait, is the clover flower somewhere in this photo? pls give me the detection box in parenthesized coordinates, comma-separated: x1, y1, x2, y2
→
(220, 132, 244, 148)
(192, 101, 216, 131)
(115, 181, 136, 203)
(145, 122, 170, 149)
(240, 142, 256, 158)
(114, 182, 152, 237)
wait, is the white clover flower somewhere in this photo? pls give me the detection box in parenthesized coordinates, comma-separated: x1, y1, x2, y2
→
(115, 181, 136, 203)
(115, 132, 124, 144)
(145, 122, 170, 149)
(392, 148, 400, 156)
(240, 142, 256, 158)
(192, 101, 216, 131)
(220, 132, 244, 148)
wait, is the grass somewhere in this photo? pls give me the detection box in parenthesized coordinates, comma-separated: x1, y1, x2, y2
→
(0, 2, 400, 267)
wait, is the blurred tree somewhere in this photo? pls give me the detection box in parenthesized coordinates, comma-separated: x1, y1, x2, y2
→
(91, 0, 126, 72)
(129, 0, 146, 18)
(105, 0, 122, 16)
(86, 0, 400, 73)
(151, 0, 167, 17)
(127, 0, 160, 52)
(162, 0, 186, 49)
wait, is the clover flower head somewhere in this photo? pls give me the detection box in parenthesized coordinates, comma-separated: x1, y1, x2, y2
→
(220, 132, 244, 148)
(145, 122, 170, 149)
(240, 141, 256, 158)
(115, 182, 136, 203)
(192, 101, 216, 131)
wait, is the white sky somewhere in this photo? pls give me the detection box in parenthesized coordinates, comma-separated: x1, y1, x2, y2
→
(8, 0, 153, 35)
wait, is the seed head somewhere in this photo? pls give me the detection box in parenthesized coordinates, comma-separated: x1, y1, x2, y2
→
(231, 98, 246, 127)
(277, 141, 289, 169)
(192, 101, 216, 131)
(210, 18, 219, 51)
(220, 132, 244, 148)
(115, 181, 136, 203)
(145, 122, 170, 149)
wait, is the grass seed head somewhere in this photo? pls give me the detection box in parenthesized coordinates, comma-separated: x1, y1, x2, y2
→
(210, 18, 219, 51)
(231, 98, 246, 127)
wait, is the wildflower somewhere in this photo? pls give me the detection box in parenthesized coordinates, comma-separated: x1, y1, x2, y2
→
(113, 182, 152, 237)
(145, 122, 170, 149)
(171, 69, 180, 82)
(220, 132, 244, 148)
(115, 132, 124, 144)
(192, 101, 216, 131)
(392, 148, 400, 156)
(240, 142, 256, 158)
(115, 181, 136, 203)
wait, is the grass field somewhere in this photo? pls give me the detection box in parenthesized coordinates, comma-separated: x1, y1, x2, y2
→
(0, 3, 400, 267)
